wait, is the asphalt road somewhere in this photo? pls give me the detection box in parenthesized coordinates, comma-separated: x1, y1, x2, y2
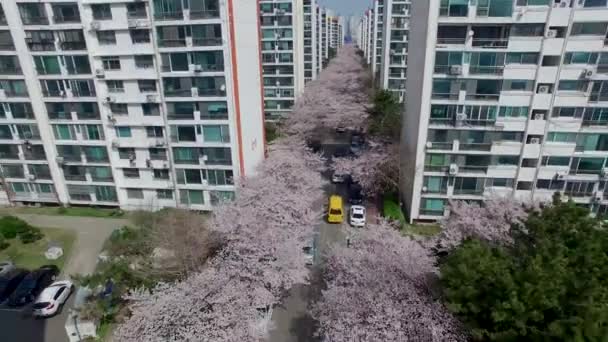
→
(0, 301, 63, 342)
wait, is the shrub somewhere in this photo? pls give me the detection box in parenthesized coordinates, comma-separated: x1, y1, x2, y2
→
(0, 216, 31, 239)
(382, 196, 405, 225)
(19, 226, 44, 244)
(0, 235, 9, 251)
(57, 207, 68, 214)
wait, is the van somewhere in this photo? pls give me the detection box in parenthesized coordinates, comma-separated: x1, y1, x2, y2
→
(327, 195, 344, 223)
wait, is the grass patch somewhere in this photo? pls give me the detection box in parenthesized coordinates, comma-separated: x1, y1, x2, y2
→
(0, 227, 76, 270)
(382, 195, 406, 225)
(7, 206, 124, 218)
(96, 321, 114, 341)
(402, 223, 442, 237)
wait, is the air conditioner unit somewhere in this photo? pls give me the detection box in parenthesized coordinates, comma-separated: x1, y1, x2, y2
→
(107, 114, 116, 124)
(530, 137, 540, 144)
(583, 69, 595, 79)
(89, 21, 101, 31)
(422, 186, 428, 192)
(545, 29, 557, 38)
(105, 96, 115, 103)
(127, 19, 138, 28)
(602, 169, 608, 178)
(200, 155, 208, 164)
(146, 159, 152, 168)
(534, 113, 545, 120)
(27, 174, 36, 181)
(193, 64, 203, 72)
(146, 94, 157, 102)
(449, 163, 459, 175)
(538, 85, 550, 94)
(59, 90, 67, 98)
(455, 113, 467, 121)
(449, 65, 462, 75)
(191, 87, 198, 97)
(111, 139, 120, 148)
(155, 139, 165, 147)
(556, 172, 567, 180)
(425, 141, 433, 149)
(55, 156, 64, 165)
(95, 68, 105, 78)
(593, 192, 602, 202)
(559, 0, 568, 7)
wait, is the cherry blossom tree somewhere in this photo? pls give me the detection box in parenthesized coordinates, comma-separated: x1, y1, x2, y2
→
(311, 221, 466, 342)
(115, 47, 372, 341)
(435, 196, 529, 251)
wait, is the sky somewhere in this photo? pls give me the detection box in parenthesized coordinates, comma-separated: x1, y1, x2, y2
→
(318, 0, 369, 17)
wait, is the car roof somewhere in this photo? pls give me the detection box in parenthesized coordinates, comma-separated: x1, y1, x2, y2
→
(330, 195, 343, 205)
(36, 283, 68, 302)
(351, 206, 366, 212)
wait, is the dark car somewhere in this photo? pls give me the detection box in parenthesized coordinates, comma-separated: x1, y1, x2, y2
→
(348, 183, 364, 205)
(0, 269, 29, 303)
(8, 265, 59, 307)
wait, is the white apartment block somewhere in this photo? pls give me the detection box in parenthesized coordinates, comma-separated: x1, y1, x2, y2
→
(0, 0, 265, 211)
(379, 0, 410, 102)
(315, 4, 324, 75)
(372, 0, 384, 78)
(403, 0, 608, 222)
(259, 0, 305, 120)
(303, 0, 317, 84)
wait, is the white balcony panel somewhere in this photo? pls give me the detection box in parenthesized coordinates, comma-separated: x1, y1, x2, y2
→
(496, 118, 526, 131)
(517, 167, 537, 182)
(547, 7, 571, 26)
(486, 165, 517, 179)
(541, 38, 565, 55)
(537, 166, 569, 180)
(548, 119, 581, 131)
(499, 93, 532, 107)
(527, 119, 546, 135)
(553, 94, 590, 107)
(503, 65, 536, 80)
(536, 66, 558, 83)
(566, 39, 605, 52)
(560, 67, 591, 80)
(532, 93, 553, 109)
(542, 142, 576, 156)
(522, 143, 541, 158)
(507, 38, 542, 52)
(573, 8, 608, 22)
(491, 142, 522, 155)
(516, 7, 548, 23)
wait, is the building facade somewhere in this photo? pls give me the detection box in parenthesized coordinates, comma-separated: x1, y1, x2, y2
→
(303, 0, 316, 84)
(402, 0, 608, 221)
(0, 0, 265, 211)
(379, 0, 410, 102)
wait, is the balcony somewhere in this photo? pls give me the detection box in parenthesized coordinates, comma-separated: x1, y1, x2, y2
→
(159, 39, 186, 48)
(459, 143, 492, 152)
(431, 92, 459, 100)
(465, 93, 500, 101)
(469, 65, 504, 75)
(192, 37, 222, 46)
(27, 41, 55, 52)
(164, 89, 192, 97)
(155, 12, 183, 21)
(471, 39, 508, 49)
(22, 16, 49, 26)
(61, 41, 86, 51)
(426, 142, 453, 150)
(189, 10, 220, 19)
(53, 15, 80, 24)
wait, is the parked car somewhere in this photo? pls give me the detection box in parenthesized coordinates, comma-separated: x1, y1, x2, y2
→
(32, 280, 74, 317)
(332, 146, 351, 158)
(327, 195, 345, 224)
(331, 172, 351, 183)
(302, 246, 314, 266)
(0, 261, 15, 276)
(335, 125, 347, 133)
(0, 269, 28, 303)
(8, 265, 59, 307)
(349, 205, 366, 227)
(348, 183, 364, 205)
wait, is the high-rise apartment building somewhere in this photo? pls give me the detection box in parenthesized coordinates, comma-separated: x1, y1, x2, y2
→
(259, 0, 305, 120)
(402, 0, 608, 221)
(379, 0, 410, 102)
(0, 0, 264, 211)
(371, 0, 384, 78)
(303, 0, 317, 84)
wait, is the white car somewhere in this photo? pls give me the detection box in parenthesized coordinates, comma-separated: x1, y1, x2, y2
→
(32, 280, 74, 317)
(303, 246, 314, 266)
(332, 173, 349, 183)
(349, 205, 366, 227)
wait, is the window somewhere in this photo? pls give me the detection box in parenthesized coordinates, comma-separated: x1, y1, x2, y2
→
(92, 4, 112, 20)
(149, 148, 167, 160)
(552, 107, 584, 118)
(97, 31, 116, 45)
(127, 2, 147, 18)
(115, 126, 132, 137)
(63, 55, 91, 75)
(126, 188, 144, 199)
(134, 55, 154, 69)
(536, 179, 565, 190)
(81, 125, 104, 140)
(558, 80, 589, 92)
(34, 56, 60, 75)
(173, 147, 198, 164)
(142, 103, 159, 116)
(106, 80, 124, 93)
(420, 198, 445, 216)
(202, 125, 230, 143)
(153, 169, 170, 179)
(498, 106, 528, 118)
(541, 156, 570, 166)
(210, 191, 235, 204)
(118, 148, 135, 160)
(52, 124, 75, 140)
(547, 132, 577, 143)
(564, 52, 598, 65)
(505, 52, 538, 64)
(156, 189, 173, 199)
(130, 29, 150, 43)
(201, 147, 231, 165)
(102, 56, 121, 70)
(110, 103, 128, 115)
(571, 22, 608, 36)
(177, 169, 203, 184)
(207, 169, 234, 185)
(179, 189, 204, 205)
(138, 80, 157, 92)
(123, 168, 140, 178)
(146, 126, 163, 137)
(95, 186, 117, 202)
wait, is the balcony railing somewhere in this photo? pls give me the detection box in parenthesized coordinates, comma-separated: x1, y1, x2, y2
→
(155, 11, 183, 20)
(0, 67, 22, 75)
(420, 209, 444, 216)
(469, 65, 504, 75)
(167, 113, 195, 120)
(465, 93, 500, 101)
(431, 92, 459, 100)
(159, 39, 186, 47)
(426, 142, 453, 150)
(53, 15, 80, 23)
(436, 37, 466, 45)
(60, 41, 86, 50)
(65, 174, 86, 181)
(72, 89, 96, 97)
(582, 119, 608, 126)
(28, 42, 55, 51)
(198, 89, 226, 97)
(164, 89, 192, 97)
(472, 39, 508, 48)
(459, 143, 492, 151)
(564, 190, 594, 198)
(193, 37, 223, 46)
(22, 16, 49, 25)
(0, 43, 14, 51)
(189, 10, 220, 19)
(453, 188, 484, 195)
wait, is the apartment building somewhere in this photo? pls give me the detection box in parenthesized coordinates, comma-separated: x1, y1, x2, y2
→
(259, 0, 305, 120)
(402, 0, 608, 221)
(0, 0, 265, 211)
(315, 5, 324, 75)
(379, 0, 410, 102)
(303, 0, 317, 84)
(371, 0, 384, 78)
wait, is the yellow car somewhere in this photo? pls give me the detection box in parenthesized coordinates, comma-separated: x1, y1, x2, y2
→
(327, 195, 344, 223)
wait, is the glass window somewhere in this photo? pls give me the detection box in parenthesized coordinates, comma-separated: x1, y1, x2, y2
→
(95, 186, 117, 202)
(134, 55, 154, 69)
(547, 132, 577, 143)
(180, 189, 204, 205)
(115, 126, 132, 137)
(92, 4, 112, 20)
(130, 29, 150, 44)
(97, 31, 116, 44)
(571, 22, 608, 36)
(102, 56, 121, 70)
(53, 124, 75, 140)
(156, 189, 173, 199)
(126, 188, 144, 199)
(123, 168, 140, 178)
(110, 103, 128, 115)
(202, 125, 230, 143)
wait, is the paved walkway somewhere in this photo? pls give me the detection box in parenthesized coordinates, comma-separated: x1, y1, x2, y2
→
(0, 212, 129, 342)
